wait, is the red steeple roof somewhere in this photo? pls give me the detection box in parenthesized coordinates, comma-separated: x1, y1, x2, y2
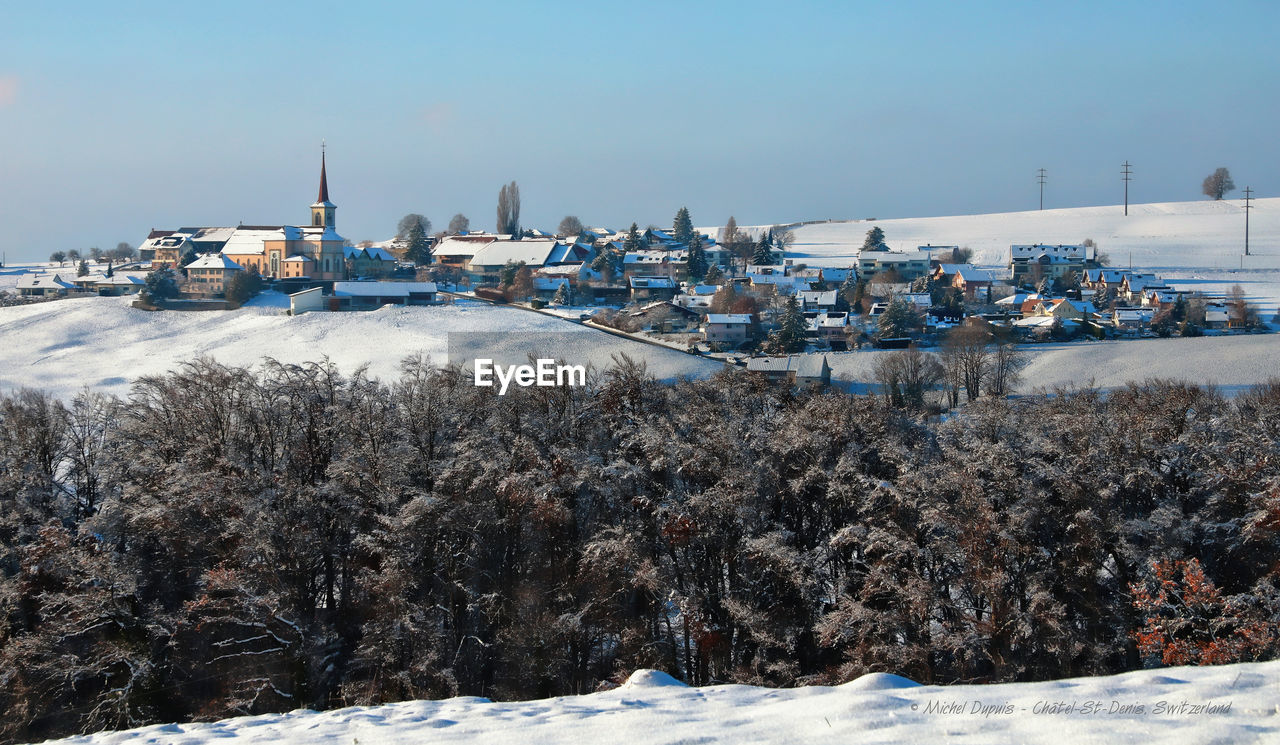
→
(317, 150, 330, 203)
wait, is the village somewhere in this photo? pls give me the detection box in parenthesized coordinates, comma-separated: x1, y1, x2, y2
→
(7, 155, 1269, 393)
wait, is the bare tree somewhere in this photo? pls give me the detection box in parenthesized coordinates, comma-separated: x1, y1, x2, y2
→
(397, 213, 431, 239)
(873, 345, 943, 409)
(557, 215, 584, 237)
(942, 323, 992, 402)
(496, 181, 521, 235)
(447, 213, 470, 235)
(1202, 167, 1235, 200)
(986, 341, 1027, 397)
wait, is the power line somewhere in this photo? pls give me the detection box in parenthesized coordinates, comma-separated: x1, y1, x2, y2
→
(1243, 187, 1254, 257)
(1037, 168, 1047, 210)
(1121, 161, 1133, 216)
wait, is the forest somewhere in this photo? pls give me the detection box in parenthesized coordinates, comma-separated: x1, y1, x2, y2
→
(1, 356, 1278, 743)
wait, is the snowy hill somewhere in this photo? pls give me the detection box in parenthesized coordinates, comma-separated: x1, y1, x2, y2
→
(759, 197, 1280, 270)
(0, 295, 719, 399)
(35, 662, 1280, 745)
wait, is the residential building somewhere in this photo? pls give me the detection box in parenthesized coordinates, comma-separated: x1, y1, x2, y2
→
(701, 313, 753, 345)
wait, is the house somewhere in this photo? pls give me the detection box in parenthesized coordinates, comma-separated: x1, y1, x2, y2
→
(745, 354, 831, 388)
(1112, 307, 1154, 333)
(858, 253, 930, 281)
(630, 276, 678, 302)
(534, 277, 571, 302)
(143, 231, 193, 269)
(623, 249, 688, 280)
(629, 301, 701, 332)
(1204, 303, 1230, 329)
(1031, 297, 1097, 322)
(344, 245, 397, 278)
(1120, 274, 1169, 303)
(332, 281, 438, 309)
(934, 264, 995, 301)
(90, 274, 147, 296)
(818, 267, 855, 285)
(433, 235, 493, 269)
(466, 239, 561, 284)
(1009, 244, 1089, 285)
(16, 273, 76, 297)
(701, 313, 753, 346)
(185, 253, 243, 295)
(798, 290, 838, 311)
(806, 312, 850, 346)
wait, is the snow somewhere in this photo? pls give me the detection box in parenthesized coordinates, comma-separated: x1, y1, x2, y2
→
(828, 334, 1280, 395)
(33, 661, 1280, 745)
(0, 296, 719, 400)
(764, 197, 1280, 271)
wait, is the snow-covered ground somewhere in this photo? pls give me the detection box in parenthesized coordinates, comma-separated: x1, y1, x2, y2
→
(766, 197, 1280, 271)
(828, 333, 1280, 396)
(0, 294, 720, 400)
(35, 661, 1280, 745)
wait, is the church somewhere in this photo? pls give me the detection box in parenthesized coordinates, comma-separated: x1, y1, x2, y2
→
(142, 151, 385, 282)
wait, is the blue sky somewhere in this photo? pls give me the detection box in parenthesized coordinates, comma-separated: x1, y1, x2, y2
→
(1, 1, 1277, 260)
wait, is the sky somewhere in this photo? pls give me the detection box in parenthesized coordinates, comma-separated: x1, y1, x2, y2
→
(1, 1, 1277, 261)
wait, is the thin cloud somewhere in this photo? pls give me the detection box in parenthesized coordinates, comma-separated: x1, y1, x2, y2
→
(0, 75, 17, 106)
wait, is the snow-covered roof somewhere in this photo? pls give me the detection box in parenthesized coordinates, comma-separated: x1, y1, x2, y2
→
(1013, 315, 1080, 328)
(689, 284, 720, 296)
(220, 227, 287, 255)
(675, 294, 713, 309)
(187, 254, 244, 270)
(798, 290, 838, 306)
(16, 273, 76, 290)
(955, 267, 996, 283)
(704, 313, 752, 325)
(624, 250, 686, 265)
(468, 239, 559, 268)
(333, 281, 437, 297)
(282, 255, 312, 263)
(434, 236, 492, 257)
(996, 292, 1040, 306)
(344, 246, 396, 261)
(630, 276, 677, 289)
(1011, 244, 1086, 260)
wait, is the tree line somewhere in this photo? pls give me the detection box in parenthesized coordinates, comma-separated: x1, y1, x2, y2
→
(1, 359, 1277, 742)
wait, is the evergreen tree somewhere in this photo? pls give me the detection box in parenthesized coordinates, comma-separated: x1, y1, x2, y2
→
(686, 234, 708, 280)
(550, 282, 569, 305)
(875, 296, 916, 340)
(224, 267, 264, 306)
(591, 249, 617, 284)
(141, 268, 178, 303)
(404, 220, 432, 265)
(105, 261, 114, 278)
(862, 226, 887, 252)
(752, 237, 774, 266)
(703, 264, 724, 284)
(77, 260, 90, 277)
(673, 207, 694, 245)
(499, 260, 521, 287)
(767, 295, 807, 353)
(623, 223, 641, 254)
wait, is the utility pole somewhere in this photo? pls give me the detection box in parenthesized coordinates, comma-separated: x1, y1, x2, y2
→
(1243, 187, 1254, 256)
(1037, 168, 1047, 210)
(1121, 161, 1133, 216)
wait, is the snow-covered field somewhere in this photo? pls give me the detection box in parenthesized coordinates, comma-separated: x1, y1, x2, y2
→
(828, 333, 1280, 396)
(771, 197, 1280, 271)
(0, 294, 720, 399)
(35, 662, 1280, 745)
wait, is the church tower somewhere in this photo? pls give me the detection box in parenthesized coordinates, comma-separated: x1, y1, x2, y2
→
(310, 147, 336, 229)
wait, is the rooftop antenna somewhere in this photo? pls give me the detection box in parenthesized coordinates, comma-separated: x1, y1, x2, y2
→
(1121, 161, 1133, 216)
(1037, 168, 1047, 210)
(1243, 186, 1254, 256)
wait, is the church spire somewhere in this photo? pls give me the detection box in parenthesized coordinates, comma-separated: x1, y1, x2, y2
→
(311, 142, 336, 229)
(317, 142, 330, 204)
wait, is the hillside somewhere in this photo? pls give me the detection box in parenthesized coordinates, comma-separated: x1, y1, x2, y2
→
(762, 197, 1280, 270)
(35, 662, 1280, 745)
(0, 295, 720, 399)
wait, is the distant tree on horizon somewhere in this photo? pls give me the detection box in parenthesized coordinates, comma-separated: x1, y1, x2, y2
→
(557, 215, 584, 238)
(49, 251, 67, 265)
(397, 213, 431, 240)
(673, 207, 694, 245)
(447, 213, 470, 235)
(1202, 167, 1235, 200)
(496, 182, 521, 235)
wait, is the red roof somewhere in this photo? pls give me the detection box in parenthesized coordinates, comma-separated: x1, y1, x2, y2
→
(317, 151, 330, 203)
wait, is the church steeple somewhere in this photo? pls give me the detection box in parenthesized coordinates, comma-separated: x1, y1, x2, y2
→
(310, 142, 336, 229)
(317, 150, 330, 203)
